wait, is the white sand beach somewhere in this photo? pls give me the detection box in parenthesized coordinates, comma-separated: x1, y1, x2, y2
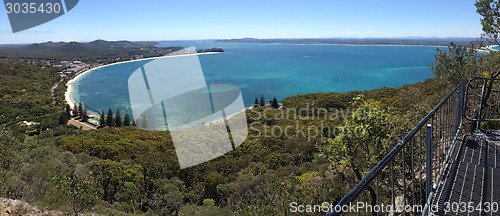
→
(64, 52, 221, 110)
(476, 45, 499, 53)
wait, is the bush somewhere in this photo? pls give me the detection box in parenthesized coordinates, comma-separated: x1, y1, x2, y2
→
(203, 199, 215, 206)
(179, 204, 232, 216)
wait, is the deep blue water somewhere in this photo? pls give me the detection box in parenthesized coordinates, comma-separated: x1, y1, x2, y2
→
(72, 42, 438, 115)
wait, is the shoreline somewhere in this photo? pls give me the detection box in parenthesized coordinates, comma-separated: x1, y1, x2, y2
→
(64, 52, 221, 113)
(288, 43, 447, 47)
(477, 45, 499, 53)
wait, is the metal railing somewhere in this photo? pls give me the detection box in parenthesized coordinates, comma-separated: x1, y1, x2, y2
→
(327, 82, 464, 216)
(464, 77, 500, 129)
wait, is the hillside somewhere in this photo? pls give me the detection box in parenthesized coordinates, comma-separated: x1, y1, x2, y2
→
(0, 40, 184, 64)
(0, 59, 453, 215)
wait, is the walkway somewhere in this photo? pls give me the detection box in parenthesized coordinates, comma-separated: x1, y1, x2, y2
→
(432, 130, 500, 215)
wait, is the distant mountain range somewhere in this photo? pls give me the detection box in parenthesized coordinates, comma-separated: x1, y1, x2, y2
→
(215, 37, 482, 46)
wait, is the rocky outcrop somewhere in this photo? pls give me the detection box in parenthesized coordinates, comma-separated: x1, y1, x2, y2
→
(0, 198, 66, 216)
(0, 198, 42, 216)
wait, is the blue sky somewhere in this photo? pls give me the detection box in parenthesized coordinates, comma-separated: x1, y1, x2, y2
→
(0, 0, 483, 44)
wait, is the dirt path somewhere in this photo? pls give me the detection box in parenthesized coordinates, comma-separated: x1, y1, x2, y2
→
(51, 78, 64, 106)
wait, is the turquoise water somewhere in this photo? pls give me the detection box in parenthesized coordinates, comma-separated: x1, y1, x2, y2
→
(490, 45, 500, 51)
(72, 42, 438, 115)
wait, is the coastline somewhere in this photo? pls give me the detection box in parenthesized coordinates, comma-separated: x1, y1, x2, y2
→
(64, 52, 221, 111)
(477, 45, 499, 53)
(289, 43, 447, 48)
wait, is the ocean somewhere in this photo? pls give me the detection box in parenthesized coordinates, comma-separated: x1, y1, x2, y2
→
(71, 42, 438, 115)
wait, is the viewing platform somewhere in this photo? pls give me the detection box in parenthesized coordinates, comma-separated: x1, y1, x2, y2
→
(328, 78, 500, 216)
(432, 130, 500, 215)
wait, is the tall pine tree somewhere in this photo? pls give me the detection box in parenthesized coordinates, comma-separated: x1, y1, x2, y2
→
(78, 102, 83, 118)
(106, 108, 114, 127)
(99, 111, 106, 127)
(73, 104, 79, 117)
(65, 104, 72, 117)
(259, 95, 265, 106)
(82, 105, 89, 122)
(271, 97, 279, 108)
(115, 109, 122, 127)
(124, 113, 131, 127)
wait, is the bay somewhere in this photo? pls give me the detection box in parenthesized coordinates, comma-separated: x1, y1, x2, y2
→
(72, 42, 438, 115)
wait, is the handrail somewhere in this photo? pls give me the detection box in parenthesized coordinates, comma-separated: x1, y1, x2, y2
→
(327, 81, 464, 215)
(464, 77, 500, 124)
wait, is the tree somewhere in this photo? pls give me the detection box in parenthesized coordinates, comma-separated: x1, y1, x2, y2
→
(319, 96, 391, 210)
(124, 113, 131, 126)
(58, 112, 69, 125)
(430, 42, 481, 83)
(115, 109, 122, 127)
(99, 111, 106, 127)
(476, 0, 500, 46)
(146, 178, 184, 215)
(73, 104, 79, 117)
(82, 105, 89, 122)
(254, 98, 259, 105)
(65, 104, 72, 117)
(0, 130, 17, 170)
(475, 0, 500, 79)
(271, 97, 279, 108)
(78, 102, 83, 118)
(89, 160, 141, 204)
(51, 173, 99, 216)
(432, 1, 500, 128)
(107, 109, 114, 127)
(259, 95, 265, 107)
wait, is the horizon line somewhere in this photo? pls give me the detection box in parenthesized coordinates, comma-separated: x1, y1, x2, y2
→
(0, 36, 484, 45)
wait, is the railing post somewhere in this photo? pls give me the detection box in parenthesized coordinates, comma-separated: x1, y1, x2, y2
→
(477, 80, 487, 129)
(426, 124, 432, 202)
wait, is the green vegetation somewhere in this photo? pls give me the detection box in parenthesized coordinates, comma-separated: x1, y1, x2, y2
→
(50, 173, 99, 215)
(429, 0, 500, 130)
(1, 2, 498, 214)
(0, 40, 184, 65)
(99, 111, 106, 127)
(124, 113, 131, 127)
(114, 109, 122, 127)
(0, 60, 63, 141)
(97, 108, 132, 128)
(271, 97, 279, 108)
(0, 58, 453, 214)
(106, 109, 113, 127)
(197, 48, 224, 53)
